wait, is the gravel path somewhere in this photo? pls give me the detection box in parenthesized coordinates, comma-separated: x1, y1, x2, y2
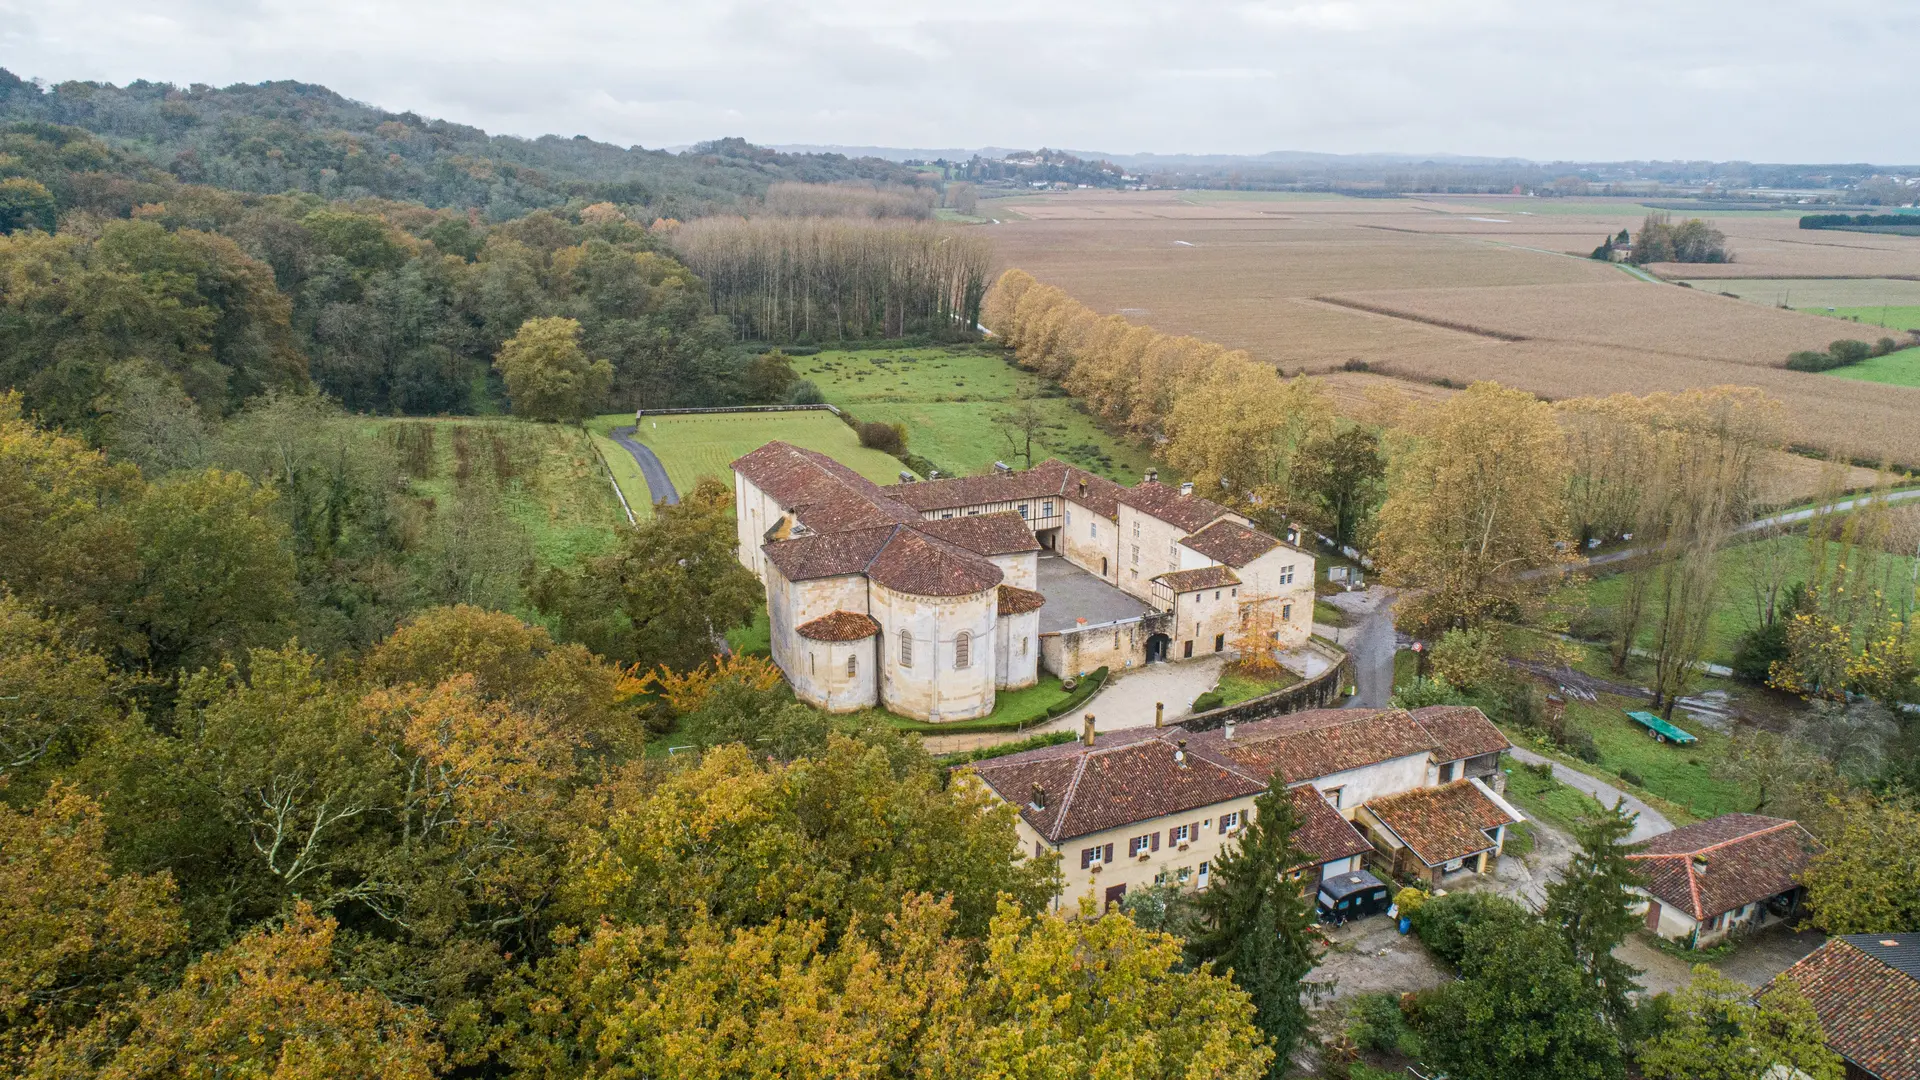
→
(1319, 586, 1399, 709)
(610, 425, 678, 507)
(1506, 746, 1674, 842)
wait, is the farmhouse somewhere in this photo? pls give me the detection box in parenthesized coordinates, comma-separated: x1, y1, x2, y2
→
(961, 704, 1519, 911)
(731, 443, 1314, 722)
(1770, 933, 1920, 1080)
(1625, 813, 1823, 949)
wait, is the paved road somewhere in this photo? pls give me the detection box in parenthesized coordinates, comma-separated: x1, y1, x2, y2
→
(1320, 587, 1400, 708)
(610, 426, 678, 507)
(1506, 745, 1673, 842)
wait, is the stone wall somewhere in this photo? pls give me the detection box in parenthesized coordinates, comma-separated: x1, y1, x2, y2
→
(1061, 502, 1120, 585)
(872, 582, 999, 722)
(1041, 612, 1171, 679)
(1176, 639, 1352, 733)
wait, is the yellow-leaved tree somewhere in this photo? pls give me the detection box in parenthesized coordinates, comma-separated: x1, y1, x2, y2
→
(493, 316, 613, 422)
(1375, 381, 1572, 633)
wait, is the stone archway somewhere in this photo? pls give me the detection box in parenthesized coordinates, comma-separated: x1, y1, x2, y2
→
(1146, 633, 1171, 663)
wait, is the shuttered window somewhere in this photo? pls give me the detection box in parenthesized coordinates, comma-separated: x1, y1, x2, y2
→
(955, 631, 971, 670)
(898, 631, 913, 667)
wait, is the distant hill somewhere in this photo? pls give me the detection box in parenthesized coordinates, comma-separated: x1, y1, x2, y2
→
(769, 144, 1529, 168)
(0, 69, 924, 219)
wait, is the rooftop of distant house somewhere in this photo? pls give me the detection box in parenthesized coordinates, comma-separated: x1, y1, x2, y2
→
(1626, 813, 1823, 922)
(1771, 933, 1920, 1080)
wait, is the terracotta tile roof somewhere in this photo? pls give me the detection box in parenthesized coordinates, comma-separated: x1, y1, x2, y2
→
(1289, 786, 1374, 867)
(1409, 705, 1512, 762)
(764, 524, 1003, 598)
(1118, 481, 1232, 532)
(997, 584, 1047, 616)
(1771, 936, 1920, 1080)
(1626, 814, 1822, 921)
(794, 611, 880, 641)
(884, 459, 1128, 521)
(965, 728, 1265, 842)
(917, 512, 1042, 556)
(1192, 708, 1438, 784)
(1366, 779, 1520, 867)
(1155, 566, 1241, 592)
(732, 441, 920, 533)
(1180, 519, 1281, 568)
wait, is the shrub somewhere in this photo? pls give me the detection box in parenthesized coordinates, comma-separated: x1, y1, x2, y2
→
(1731, 620, 1789, 683)
(1346, 992, 1423, 1058)
(1618, 767, 1645, 788)
(1389, 676, 1469, 710)
(1563, 728, 1601, 763)
(1876, 337, 1899, 357)
(1394, 887, 1430, 919)
(856, 420, 904, 453)
(1190, 690, 1225, 713)
(1785, 350, 1835, 372)
(787, 379, 825, 405)
(1410, 892, 1533, 971)
(1829, 339, 1873, 365)
(1526, 760, 1555, 782)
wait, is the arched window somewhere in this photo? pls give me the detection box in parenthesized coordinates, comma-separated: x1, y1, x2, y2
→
(898, 630, 914, 667)
(955, 631, 972, 670)
(846, 653, 857, 678)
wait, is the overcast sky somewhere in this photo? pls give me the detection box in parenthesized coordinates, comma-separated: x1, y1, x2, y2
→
(3, 0, 1916, 162)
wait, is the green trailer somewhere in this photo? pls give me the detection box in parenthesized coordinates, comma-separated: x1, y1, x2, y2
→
(1625, 710, 1697, 745)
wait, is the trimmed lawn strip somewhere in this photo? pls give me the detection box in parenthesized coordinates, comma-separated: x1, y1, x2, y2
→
(588, 410, 907, 493)
(587, 430, 652, 520)
(870, 667, 1108, 734)
(1502, 763, 1606, 833)
(937, 730, 1078, 765)
(1213, 667, 1302, 707)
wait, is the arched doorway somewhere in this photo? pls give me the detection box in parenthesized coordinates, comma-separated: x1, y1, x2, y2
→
(1146, 633, 1171, 663)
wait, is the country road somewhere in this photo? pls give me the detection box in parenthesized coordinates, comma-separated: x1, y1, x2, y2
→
(611, 426, 678, 507)
(1551, 486, 1920, 576)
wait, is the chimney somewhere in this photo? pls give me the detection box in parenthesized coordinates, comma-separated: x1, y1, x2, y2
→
(1224, 719, 1237, 740)
(1179, 481, 1195, 497)
(1030, 782, 1047, 811)
(1155, 701, 1165, 728)
(1082, 713, 1097, 747)
(1174, 738, 1188, 767)
(1078, 479, 1088, 498)
(1144, 467, 1158, 484)
(994, 460, 1012, 476)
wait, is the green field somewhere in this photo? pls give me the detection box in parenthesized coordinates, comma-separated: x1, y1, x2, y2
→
(587, 410, 908, 503)
(790, 346, 1162, 482)
(1807, 305, 1920, 331)
(1567, 534, 1920, 667)
(1827, 346, 1920, 387)
(587, 431, 651, 520)
(1568, 693, 1749, 819)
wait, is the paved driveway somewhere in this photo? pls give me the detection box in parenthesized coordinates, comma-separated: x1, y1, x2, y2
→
(610, 425, 678, 506)
(1318, 586, 1398, 708)
(1506, 747, 1674, 843)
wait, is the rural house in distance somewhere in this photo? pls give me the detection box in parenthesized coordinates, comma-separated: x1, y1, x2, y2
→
(1625, 813, 1822, 949)
(962, 704, 1521, 911)
(1771, 933, 1920, 1080)
(731, 442, 1314, 722)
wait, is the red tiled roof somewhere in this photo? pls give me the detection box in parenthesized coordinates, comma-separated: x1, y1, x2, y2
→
(1409, 705, 1512, 762)
(884, 459, 1129, 521)
(917, 512, 1042, 556)
(732, 441, 919, 533)
(762, 526, 895, 582)
(1771, 937, 1920, 1080)
(763, 524, 1003, 598)
(1194, 708, 1438, 784)
(1180, 519, 1281, 568)
(1366, 779, 1519, 867)
(1289, 786, 1374, 867)
(1155, 566, 1241, 592)
(1626, 814, 1822, 921)
(965, 728, 1265, 842)
(997, 584, 1047, 616)
(794, 610, 880, 641)
(1118, 481, 1232, 533)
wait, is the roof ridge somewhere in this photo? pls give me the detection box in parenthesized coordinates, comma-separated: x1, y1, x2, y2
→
(1051, 753, 1093, 842)
(1627, 818, 1798, 861)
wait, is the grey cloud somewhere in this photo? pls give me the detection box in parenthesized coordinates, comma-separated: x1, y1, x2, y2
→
(1, 0, 1915, 160)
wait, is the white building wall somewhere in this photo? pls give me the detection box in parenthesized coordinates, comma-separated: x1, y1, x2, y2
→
(991, 551, 1038, 590)
(1006, 793, 1261, 913)
(1061, 501, 1120, 584)
(1041, 619, 1151, 678)
(768, 572, 870, 706)
(1118, 504, 1190, 601)
(792, 637, 878, 712)
(996, 609, 1041, 689)
(1289, 754, 1433, 819)
(872, 582, 999, 722)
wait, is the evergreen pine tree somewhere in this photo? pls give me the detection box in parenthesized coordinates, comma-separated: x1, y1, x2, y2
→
(1542, 798, 1645, 1024)
(1189, 777, 1318, 1075)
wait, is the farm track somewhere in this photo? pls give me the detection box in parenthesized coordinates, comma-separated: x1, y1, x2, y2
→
(610, 427, 679, 507)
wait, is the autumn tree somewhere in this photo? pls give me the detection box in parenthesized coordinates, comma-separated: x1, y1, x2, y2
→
(1637, 966, 1842, 1080)
(1541, 799, 1644, 1025)
(1162, 365, 1334, 519)
(532, 478, 762, 673)
(0, 595, 129, 784)
(1375, 382, 1572, 632)
(29, 905, 442, 1080)
(1189, 776, 1319, 1074)
(494, 316, 614, 422)
(1801, 794, 1920, 933)
(1296, 426, 1386, 550)
(1230, 598, 1285, 678)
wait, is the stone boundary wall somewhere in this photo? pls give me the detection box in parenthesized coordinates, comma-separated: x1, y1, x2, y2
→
(635, 404, 844, 417)
(1176, 638, 1353, 733)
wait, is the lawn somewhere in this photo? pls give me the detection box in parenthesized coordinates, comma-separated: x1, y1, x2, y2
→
(1566, 693, 1751, 819)
(1828, 346, 1920, 388)
(587, 430, 651, 520)
(862, 672, 1080, 734)
(1212, 666, 1301, 707)
(1502, 762, 1607, 832)
(1563, 534, 1920, 667)
(587, 410, 907, 497)
(1802, 305, 1920, 331)
(789, 346, 1163, 482)
(726, 611, 771, 657)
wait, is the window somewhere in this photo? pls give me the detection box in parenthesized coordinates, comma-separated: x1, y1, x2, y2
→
(1132, 520, 1140, 538)
(1219, 811, 1241, 834)
(1066, 510, 1073, 526)
(1281, 602, 1292, 622)
(899, 631, 914, 667)
(940, 511, 954, 519)
(1213, 590, 1220, 600)
(1170, 824, 1191, 846)
(966, 508, 980, 516)
(1131, 569, 1139, 580)
(1321, 786, 1344, 809)
(1018, 503, 1029, 518)
(1080, 843, 1114, 869)
(1278, 564, 1295, 585)
(847, 654, 858, 678)
(955, 631, 971, 670)
(1129, 833, 1159, 857)
(1131, 544, 1139, 565)
(810, 652, 815, 674)
(1169, 543, 1179, 559)
(1231, 587, 1237, 597)
(1090, 520, 1097, 538)
(1177, 866, 1192, 884)
(1213, 633, 1225, 652)
(1198, 861, 1211, 889)
(1018, 636, 1028, 657)
(1183, 640, 1193, 658)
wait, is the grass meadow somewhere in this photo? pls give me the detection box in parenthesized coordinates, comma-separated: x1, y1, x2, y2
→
(790, 346, 1162, 482)
(589, 409, 907, 499)
(1828, 346, 1920, 387)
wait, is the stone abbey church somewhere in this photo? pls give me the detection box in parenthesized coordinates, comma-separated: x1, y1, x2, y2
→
(731, 442, 1316, 723)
